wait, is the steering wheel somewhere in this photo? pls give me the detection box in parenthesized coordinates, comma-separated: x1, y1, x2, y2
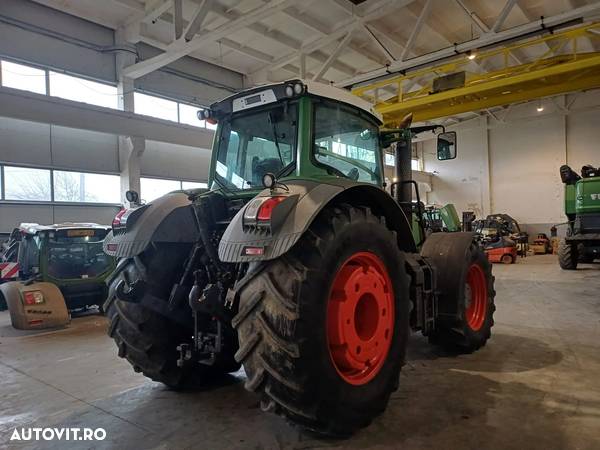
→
(316, 149, 378, 179)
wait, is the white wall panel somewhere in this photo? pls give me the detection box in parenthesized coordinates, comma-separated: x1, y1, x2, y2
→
(0, 0, 116, 82)
(51, 126, 119, 173)
(423, 117, 489, 217)
(489, 115, 565, 224)
(53, 205, 119, 225)
(0, 204, 53, 232)
(0, 117, 51, 166)
(141, 140, 212, 182)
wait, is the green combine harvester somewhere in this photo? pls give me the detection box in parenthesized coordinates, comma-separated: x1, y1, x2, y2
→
(103, 79, 495, 436)
(558, 165, 600, 269)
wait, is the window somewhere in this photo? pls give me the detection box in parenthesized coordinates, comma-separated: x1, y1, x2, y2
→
(4, 166, 51, 201)
(313, 102, 381, 185)
(383, 154, 420, 170)
(49, 72, 118, 109)
(214, 104, 297, 190)
(53, 170, 120, 203)
(47, 230, 111, 280)
(140, 177, 181, 202)
(1, 60, 46, 95)
(181, 181, 207, 190)
(134, 92, 178, 122)
(179, 103, 205, 127)
(385, 153, 395, 167)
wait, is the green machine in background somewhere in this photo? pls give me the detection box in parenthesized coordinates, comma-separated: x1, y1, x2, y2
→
(423, 204, 461, 234)
(0, 223, 115, 328)
(558, 165, 600, 269)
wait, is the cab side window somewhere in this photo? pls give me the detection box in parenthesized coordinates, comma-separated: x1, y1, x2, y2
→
(313, 101, 381, 184)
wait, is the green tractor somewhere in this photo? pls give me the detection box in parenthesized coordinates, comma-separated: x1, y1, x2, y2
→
(103, 80, 495, 436)
(558, 164, 600, 269)
(0, 223, 115, 329)
(422, 203, 462, 234)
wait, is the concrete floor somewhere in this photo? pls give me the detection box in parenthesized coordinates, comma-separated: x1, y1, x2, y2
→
(1, 254, 599, 449)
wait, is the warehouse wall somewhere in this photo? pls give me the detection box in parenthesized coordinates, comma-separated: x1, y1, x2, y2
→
(422, 89, 600, 238)
(0, 0, 242, 233)
(0, 0, 244, 100)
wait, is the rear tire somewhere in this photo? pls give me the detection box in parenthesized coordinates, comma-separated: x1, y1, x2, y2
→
(232, 204, 410, 436)
(501, 253, 514, 264)
(105, 248, 239, 388)
(558, 239, 578, 270)
(427, 241, 495, 353)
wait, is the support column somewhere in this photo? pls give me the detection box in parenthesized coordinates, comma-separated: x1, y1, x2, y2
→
(116, 29, 144, 206)
(481, 116, 492, 216)
(119, 135, 145, 206)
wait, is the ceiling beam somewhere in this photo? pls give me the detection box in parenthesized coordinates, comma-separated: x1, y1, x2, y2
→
(173, 0, 183, 39)
(142, 0, 173, 24)
(122, 0, 296, 79)
(313, 31, 355, 81)
(360, 23, 395, 61)
(337, 3, 600, 87)
(184, 0, 211, 42)
(401, 0, 433, 61)
(208, 1, 359, 78)
(491, 0, 517, 33)
(454, 0, 489, 34)
(281, 7, 387, 68)
(254, 0, 412, 77)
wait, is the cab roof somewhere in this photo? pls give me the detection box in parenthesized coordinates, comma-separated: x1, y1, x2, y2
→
(18, 222, 111, 234)
(212, 79, 382, 123)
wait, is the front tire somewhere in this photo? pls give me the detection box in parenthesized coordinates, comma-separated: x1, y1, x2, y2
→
(232, 204, 410, 436)
(558, 239, 578, 270)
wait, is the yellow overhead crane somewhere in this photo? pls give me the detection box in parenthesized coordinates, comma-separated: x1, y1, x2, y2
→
(352, 23, 600, 127)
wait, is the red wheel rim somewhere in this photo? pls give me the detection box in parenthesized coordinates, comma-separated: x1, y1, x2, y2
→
(326, 252, 394, 386)
(465, 263, 488, 331)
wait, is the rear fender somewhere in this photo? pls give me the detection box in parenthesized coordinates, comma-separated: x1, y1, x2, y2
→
(219, 180, 416, 263)
(104, 191, 199, 258)
(1, 281, 70, 330)
(420, 232, 477, 319)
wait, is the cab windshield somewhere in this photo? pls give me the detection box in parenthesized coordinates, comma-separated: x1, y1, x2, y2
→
(212, 103, 297, 190)
(47, 230, 111, 280)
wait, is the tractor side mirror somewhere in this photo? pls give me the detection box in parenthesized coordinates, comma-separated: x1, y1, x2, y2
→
(437, 131, 457, 160)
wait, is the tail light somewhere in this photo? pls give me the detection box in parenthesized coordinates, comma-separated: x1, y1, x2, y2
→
(112, 208, 127, 228)
(244, 196, 287, 226)
(23, 291, 44, 305)
(257, 197, 286, 221)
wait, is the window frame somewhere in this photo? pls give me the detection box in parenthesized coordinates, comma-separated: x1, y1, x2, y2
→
(48, 71, 119, 110)
(309, 97, 384, 186)
(212, 100, 299, 191)
(0, 164, 122, 206)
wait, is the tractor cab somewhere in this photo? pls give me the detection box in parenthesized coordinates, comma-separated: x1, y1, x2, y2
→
(202, 80, 456, 247)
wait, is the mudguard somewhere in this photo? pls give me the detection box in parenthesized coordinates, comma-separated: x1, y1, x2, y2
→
(104, 191, 201, 258)
(219, 179, 416, 263)
(1, 281, 70, 330)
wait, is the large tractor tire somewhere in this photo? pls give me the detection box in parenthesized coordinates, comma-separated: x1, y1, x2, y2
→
(105, 245, 239, 388)
(558, 239, 578, 270)
(422, 234, 496, 353)
(232, 204, 410, 436)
